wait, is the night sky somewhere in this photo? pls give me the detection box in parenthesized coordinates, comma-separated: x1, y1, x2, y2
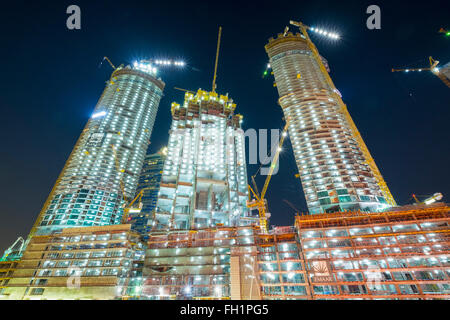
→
(1, 0, 449, 253)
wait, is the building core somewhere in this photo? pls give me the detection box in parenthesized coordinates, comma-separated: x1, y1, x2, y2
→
(152, 89, 250, 230)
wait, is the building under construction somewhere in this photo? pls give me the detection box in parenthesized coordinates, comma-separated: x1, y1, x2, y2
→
(0, 203, 448, 300)
(1, 22, 449, 301)
(295, 203, 449, 299)
(31, 62, 165, 237)
(152, 89, 251, 230)
(1, 225, 144, 300)
(265, 23, 396, 214)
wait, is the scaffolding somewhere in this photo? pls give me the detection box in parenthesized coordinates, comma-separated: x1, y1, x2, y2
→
(140, 226, 261, 300)
(295, 205, 450, 299)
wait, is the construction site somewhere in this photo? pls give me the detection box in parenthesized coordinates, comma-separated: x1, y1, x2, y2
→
(0, 19, 449, 301)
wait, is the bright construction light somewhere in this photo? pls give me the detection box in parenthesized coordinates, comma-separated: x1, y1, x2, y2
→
(278, 147, 282, 152)
(92, 111, 107, 119)
(311, 27, 340, 40)
(133, 61, 138, 67)
(282, 132, 287, 137)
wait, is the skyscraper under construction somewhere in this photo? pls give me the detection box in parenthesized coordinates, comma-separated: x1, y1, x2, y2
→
(265, 23, 396, 214)
(31, 62, 165, 236)
(151, 89, 250, 230)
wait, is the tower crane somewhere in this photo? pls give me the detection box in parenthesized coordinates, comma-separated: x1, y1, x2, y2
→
(111, 144, 154, 223)
(412, 192, 443, 205)
(392, 56, 450, 88)
(121, 187, 153, 223)
(283, 199, 300, 217)
(1, 237, 25, 261)
(247, 119, 290, 233)
(101, 56, 116, 70)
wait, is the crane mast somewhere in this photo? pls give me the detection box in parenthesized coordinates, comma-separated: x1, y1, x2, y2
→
(247, 120, 290, 233)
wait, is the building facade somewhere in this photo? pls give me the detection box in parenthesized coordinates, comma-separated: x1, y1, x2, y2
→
(256, 226, 309, 299)
(0, 261, 18, 298)
(31, 64, 165, 236)
(265, 30, 396, 214)
(1, 225, 144, 300)
(152, 89, 250, 230)
(129, 148, 167, 237)
(295, 204, 450, 299)
(135, 226, 261, 300)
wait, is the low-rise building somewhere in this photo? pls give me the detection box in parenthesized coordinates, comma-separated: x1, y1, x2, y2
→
(2, 224, 144, 300)
(295, 204, 450, 299)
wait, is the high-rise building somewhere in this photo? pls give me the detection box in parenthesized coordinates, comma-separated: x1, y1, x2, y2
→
(151, 89, 250, 230)
(265, 28, 396, 214)
(129, 147, 167, 236)
(31, 63, 165, 236)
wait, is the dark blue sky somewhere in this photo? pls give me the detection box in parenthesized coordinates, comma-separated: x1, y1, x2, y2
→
(1, 0, 449, 253)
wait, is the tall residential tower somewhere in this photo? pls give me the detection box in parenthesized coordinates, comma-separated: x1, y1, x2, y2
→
(151, 89, 250, 230)
(31, 63, 165, 236)
(265, 24, 396, 214)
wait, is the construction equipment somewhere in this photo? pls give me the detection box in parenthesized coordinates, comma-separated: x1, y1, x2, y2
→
(212, 26, 222, 93)
(111, 144, 154, 224)
(102, 56, 116, 70)
(283, 199, 300, 217)
(412, 192, 443, 205)
(392, 56, 450, 88)
(1, 237, 25, 261)
(247, 120, 290, 233)
(174, 87, 196, 94)
(121, 187, 152, 223)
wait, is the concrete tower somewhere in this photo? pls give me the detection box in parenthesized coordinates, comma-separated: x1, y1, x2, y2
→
(31, 63, 165, 235)
(151, 89, 250, 230)
(265, 25, 396, 214)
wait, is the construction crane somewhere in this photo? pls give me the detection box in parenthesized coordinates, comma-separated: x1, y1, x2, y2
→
(283, 199, 300, 217)
(111, 144, 154, 223)
(412, 192, 443, 205)
(1, 237, 25, 261)
(392, 56, 450, 88)
(121, 187, 153, 223)
(101, 56, 116, 70)
(247, 119, 290, 233)
(212, 26, 222, 93)
(174, 87, 196, 94)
